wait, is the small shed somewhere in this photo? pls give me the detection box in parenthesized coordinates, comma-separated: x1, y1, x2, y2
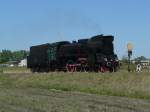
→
(18, 59, 27, 67)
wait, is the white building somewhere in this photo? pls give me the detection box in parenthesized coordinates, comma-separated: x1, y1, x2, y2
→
(132, 59, 150, 71)
(18, 59, 27, 67)
(140, 60, 150, 66)
(132, 59, 150, 66)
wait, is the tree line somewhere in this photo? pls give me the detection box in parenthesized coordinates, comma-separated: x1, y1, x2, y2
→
(0, 50, 29, 63)
(122, 55, 149, 63)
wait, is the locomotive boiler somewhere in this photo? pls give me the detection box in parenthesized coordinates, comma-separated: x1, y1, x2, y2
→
(27, 35, 119, 72)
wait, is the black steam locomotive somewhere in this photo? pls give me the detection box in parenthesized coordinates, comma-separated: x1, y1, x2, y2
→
(27, 35, 119, 72)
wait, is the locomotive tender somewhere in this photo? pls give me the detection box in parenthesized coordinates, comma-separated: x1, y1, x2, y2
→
(27, 35, 118, 72)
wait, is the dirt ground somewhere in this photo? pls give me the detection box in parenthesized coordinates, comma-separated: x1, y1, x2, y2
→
(0, 88, 150, 112)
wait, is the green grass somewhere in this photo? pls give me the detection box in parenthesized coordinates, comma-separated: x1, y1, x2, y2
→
(0, 67, 29, 73)
(1, 88, 150, 112)
(1, 70, 150, 111)
(0, 70, 150, 99)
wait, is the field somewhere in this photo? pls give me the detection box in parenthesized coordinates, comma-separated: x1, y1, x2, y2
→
(0, 67, 150, 112)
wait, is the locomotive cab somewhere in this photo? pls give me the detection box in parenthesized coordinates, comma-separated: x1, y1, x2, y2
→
(27, 34, 118, 72)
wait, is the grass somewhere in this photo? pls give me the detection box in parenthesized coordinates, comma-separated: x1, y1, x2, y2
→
(0, 67, 30, 73)
(0, 68, 150, 111)
(0, 70, 150, 99)
(1, 88, 150, 112)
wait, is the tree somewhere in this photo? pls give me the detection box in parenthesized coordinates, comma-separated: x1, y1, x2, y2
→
(0, 50, 12, 63)
(121, 55, 128, 64)
(134, 56, 147, 61)
(0, 50, 29, 63)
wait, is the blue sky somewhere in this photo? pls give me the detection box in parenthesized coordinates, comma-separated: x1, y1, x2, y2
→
(0, 0, 150, 59)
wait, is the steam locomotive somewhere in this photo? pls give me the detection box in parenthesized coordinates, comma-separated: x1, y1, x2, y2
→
(27, 35, 119, 72)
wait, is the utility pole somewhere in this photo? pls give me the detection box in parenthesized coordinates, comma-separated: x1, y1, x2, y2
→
(127, 43, 133, 72)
